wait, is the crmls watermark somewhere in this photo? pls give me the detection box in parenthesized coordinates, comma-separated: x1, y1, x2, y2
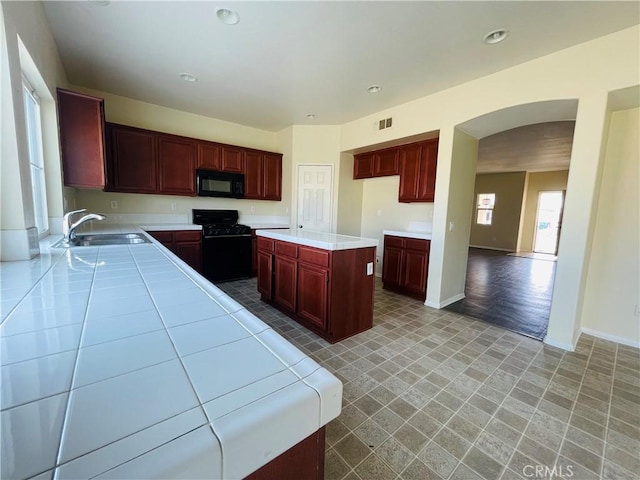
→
(522, 465, 574, 478)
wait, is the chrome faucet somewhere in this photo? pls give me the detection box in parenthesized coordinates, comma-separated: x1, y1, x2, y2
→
(62, 209, 106, 243)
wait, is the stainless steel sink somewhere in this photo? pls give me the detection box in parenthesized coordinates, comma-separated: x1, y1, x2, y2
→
(55, 233, 150, 247)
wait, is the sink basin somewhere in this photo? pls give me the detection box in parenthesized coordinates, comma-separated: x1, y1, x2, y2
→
(55, 233, 150, 247)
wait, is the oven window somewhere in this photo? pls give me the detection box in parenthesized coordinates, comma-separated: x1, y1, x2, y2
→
(202, 178, 232, 193)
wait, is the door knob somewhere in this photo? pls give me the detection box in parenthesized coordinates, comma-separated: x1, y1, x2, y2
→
(298, 225, 303, 229)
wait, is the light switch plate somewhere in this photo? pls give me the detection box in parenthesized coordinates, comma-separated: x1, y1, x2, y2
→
(366, 262, 374, 275)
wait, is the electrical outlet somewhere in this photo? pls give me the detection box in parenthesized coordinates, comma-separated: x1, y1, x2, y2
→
(377, 209, 382, 217)
(635, 304, 639, 317)
(250, 205, 256, 213)
(366, 262, 374, 275)
(110, 200, 118, 209)
(170, 202, 177, 211)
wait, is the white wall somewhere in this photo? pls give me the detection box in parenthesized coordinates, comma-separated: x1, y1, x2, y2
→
(0, 1, 68, 260)
(341, 26, 639, 349)
(336, 153, 363, 237)
(359, 176, 433, 274)
(581, 107, 639, 346)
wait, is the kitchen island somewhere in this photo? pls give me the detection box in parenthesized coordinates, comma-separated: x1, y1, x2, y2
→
(0, 225, 341, 480)
(255, 229, 378, 343)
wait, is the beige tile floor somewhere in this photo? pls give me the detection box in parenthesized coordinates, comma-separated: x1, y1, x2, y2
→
(218, 278, 640, 480)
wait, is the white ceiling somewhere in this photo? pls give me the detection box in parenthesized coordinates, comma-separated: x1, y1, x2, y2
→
(42, 1, 639, 132)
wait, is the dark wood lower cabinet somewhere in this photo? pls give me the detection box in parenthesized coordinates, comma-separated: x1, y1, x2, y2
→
(244, 427, 325, 480)
(382, 235, 430, 300)
(146, 230, 202, 273)
(257, 238, 375, 343)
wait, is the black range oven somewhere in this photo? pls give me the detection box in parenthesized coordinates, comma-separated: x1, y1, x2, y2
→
(193, 209, 252, 283)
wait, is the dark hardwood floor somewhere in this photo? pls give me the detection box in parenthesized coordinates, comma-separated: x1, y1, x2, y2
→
(444, 248, 555, 340)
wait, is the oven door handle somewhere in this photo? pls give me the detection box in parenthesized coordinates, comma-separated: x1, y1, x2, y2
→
(203, 234, 252, 239)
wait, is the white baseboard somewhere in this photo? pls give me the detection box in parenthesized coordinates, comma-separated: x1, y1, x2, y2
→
(543, 335, 576, 351)
(581, 327, 640, 349)
(425, 293, 465, 309)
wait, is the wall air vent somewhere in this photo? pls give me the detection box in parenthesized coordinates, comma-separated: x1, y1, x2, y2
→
(378, 117, 393, 130)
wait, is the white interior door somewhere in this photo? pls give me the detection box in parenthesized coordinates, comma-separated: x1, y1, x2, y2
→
(297, 165, 333, 233)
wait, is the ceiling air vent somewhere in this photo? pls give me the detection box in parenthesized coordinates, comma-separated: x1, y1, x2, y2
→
(378, 117, 393, 130)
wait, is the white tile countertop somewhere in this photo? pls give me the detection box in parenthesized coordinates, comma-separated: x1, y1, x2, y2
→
(0, 226, 342, 480)
(383, 229, 432, 240)
(256, 229, 379, 251)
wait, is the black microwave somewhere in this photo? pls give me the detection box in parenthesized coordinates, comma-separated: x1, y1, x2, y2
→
(196, 169, 244, 198)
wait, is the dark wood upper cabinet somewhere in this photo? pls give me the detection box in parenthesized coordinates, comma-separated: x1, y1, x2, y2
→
(57, 89, 106, 189)
(104, 120, 282, 200)
(197, 142, 221, 170)
(157, 134, 196, 196)
(353, 153, 375, 179)
(263, 153, 282, 201)
(244, 150, 264, 199)
(418, 140, 438, 202)
(107, 123, 157, 193)
(221, 145, 244, 173)
(399, 139, 438, 203)
(398, 143, 422, 201)
(374, 149, 400, 176)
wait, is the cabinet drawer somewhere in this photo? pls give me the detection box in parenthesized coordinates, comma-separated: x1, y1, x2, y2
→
(384, 235, 404, 248)
(275, 241, 298, 258)
(174, 230, 201, 242)
(257, 237, 274, 252)
(299, 246, 330, 268)
(148, 231, 173, 243)
(405, 238, 430, 252)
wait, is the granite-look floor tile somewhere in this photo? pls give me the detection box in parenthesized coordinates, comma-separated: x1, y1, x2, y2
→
(446, 415, 482, 443)
(475, 431, 514, 464)
(354, 453, 396, 480)
(387, 397, 418, 419)
(407, 410, 442, 438)
(604, 443, 640, 474)
(334, 433, 371, 469)
(494, 407, 528, 432)
(353, 395, 384, 417)
(371, 407, 404, 434)
(339, 404, 368, 430)
(326, 418, 350, 446)
(457, 403, 492, 429)
(433, 427, 472, 460)
(463, 447, 504, 480)
(401, 458, 443, 480)
(450, 463, 484, 480)
(418, 441, 459, 478)
(354, 419, 389, 449)
(517, 436, 557, 467)
(375, 437, 415, 474)
(325, 448, 351, 480)
(393, 423, 428, 454)
(555, 455, 600, 480)
(560, 439, 603, 474)
(422, 401, 455, 423)
(217, 279, 640, 480)
(603, 460, 639, 480)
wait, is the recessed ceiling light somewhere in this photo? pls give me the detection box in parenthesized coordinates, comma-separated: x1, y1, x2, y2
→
(216, 8, 240, 25)
(367, 85, 382, 94)
(483, 29, 509, 45)
(180, 73, 197, 82)
(306, 114, 317, 119)
(88, 0, 111, 5)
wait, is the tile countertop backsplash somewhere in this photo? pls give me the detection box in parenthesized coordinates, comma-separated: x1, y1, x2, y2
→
(0, 226, 341, 480)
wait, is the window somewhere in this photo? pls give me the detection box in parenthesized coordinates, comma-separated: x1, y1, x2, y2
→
(476, 193, 495, 225)
(22, 77, 48, 236)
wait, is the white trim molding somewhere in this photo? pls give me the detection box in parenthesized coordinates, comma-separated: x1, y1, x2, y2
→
(543, 335, 576, 352)
(425, 293, 465, 309)
(581, 327, 640, 349)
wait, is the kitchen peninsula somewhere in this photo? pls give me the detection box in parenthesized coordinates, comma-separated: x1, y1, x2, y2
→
(0, 226, 341, 480)
(255, 229, 378, 343)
